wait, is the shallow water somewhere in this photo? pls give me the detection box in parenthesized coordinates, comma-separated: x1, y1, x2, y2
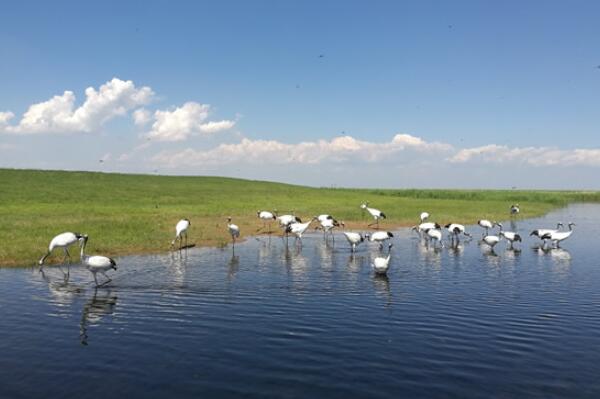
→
(1, 204, 600, 398)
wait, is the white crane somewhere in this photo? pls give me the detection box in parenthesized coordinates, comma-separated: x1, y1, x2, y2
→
(412, 222, 441, 238)
(79, 235, 117, 287)
(478, 219, 494, 236)
(171, 219, 191, 249)
(530, 223, 563, 245)
(372, 244, 393, 275)
(425, 228, 444, 248)
(496, 222, 522, 248)
(315, 215, 340, 239)
(510, 204, 520, 215)
(365, 231, 394, 249)
(444, 223, 471, 242)
(481, 223, 501, 249)
(227, 217, 240, 247)
(257, 210, 276, 233)
(542, 222, 575, 248)
(361, 202, 386, 229)
(286, 218, 315, 245)
(420, 212, 430, 222)
(277, 211, 302, 228)
(38, 232, 85, 273)
(341, 223, 365, 252)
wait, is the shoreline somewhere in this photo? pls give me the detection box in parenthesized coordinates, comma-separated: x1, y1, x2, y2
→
(0, 216, 541, 268)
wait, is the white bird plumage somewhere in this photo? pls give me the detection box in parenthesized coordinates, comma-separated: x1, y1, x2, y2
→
(425, 228, 444, 248)
(171, 219, 191, 249)
(227, 217, 240, 247)
(372, 244, 393, 275)
(361, 202, 386, 228)
(366, 231, 394, 249)
(420, 212, 430, 222)
(343, 231, 365, 252)
(530, 223, 563, 244)
(286, 218, 315, 244)
(80, 235, 117, 287)
(39, 232, 84, 272)
(257, 210, 276, 233)
(478, 219, 494, 236)
(444, 223, 471, 242)
(542, 222, 575, 248)
(277, 212, 302, 228)
(496, 222, 522, 248)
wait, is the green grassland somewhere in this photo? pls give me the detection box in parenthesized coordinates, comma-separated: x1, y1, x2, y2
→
(1, 168, 599, 267)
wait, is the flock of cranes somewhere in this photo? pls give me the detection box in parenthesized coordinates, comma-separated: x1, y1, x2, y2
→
(38, 202, 576, 284)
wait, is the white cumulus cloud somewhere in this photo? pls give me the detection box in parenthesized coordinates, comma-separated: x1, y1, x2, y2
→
(152, 134, 452, 167)
(146, 102, 235, 142)
(449, 144, 600, 167)
(1, 78, 154, 134)
(132, 108, 152, 126)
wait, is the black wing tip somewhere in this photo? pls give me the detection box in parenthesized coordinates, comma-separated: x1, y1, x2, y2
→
(109, 258, 117, 266)
(380, 213, 387, 219)
(387, 232, 394, 237)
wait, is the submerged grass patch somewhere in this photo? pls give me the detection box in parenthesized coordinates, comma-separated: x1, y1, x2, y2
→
(1, 168, 597, 267)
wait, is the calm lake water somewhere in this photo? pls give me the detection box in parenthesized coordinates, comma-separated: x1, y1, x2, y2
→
(1, 204, 599, 398)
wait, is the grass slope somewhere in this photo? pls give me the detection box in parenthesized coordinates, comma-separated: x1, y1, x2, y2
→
(1, 168, 599, 267)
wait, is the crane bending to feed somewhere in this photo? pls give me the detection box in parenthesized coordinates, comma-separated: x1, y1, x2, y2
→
(38, 232, 85, 274)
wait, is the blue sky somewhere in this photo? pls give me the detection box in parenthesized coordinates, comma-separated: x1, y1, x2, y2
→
(1, 1, 599, 188)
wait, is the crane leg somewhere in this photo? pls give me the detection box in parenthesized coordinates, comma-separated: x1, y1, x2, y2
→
(93, 273, 99, 287)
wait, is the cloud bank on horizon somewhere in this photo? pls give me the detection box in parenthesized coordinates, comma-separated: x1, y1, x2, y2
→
(1, 77, 599, 188)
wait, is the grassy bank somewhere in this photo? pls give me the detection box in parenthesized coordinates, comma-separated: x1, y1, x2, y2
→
(1, 168, 599, 267)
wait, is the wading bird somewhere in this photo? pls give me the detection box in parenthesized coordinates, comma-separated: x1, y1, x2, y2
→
(171, 219, 191, 249)
(420, 212, 430, 223)
(478, 219, 494, 236)
(341, 223, 365, 252)
(286, 218, 315, 245)
(510, 204, 520, 215)
(39, 232, 85, 274)
(315, 215, 340, 240)
(542, 222, 575, 248)
(481, 224, 501, 249)
(425, 228, 444, 248)
(361, 202, 386, 229)
(257, 211, 277, 233)
(80, 235, 117, 287)
(366, 231, 394, 249)
(412, 222, 441, 238)
(227, 217, 240, 247)
(530, 223, 563, 245)
(372, 244, 393, 275)
(277, 211, 302, 228)
(444, 223, 471, 243)
(496, 222, 521, 248)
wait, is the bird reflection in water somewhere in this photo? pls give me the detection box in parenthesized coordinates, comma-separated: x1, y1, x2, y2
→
(315, 239, 334, 271)
(372, 274, 392, 309)
(40, 270, 84, 307)
(228, 254, 240, 281)
(281, 244, 308, 276)
(447, 241, 466, 257)
(80, 288, 118, 346)
(345, 253, 365, 273)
